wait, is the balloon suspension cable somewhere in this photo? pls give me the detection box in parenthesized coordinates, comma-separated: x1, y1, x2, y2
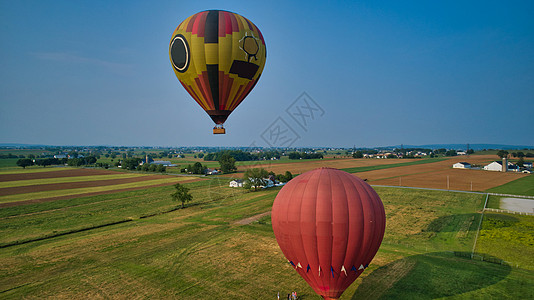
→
(213, 124, 226, 134)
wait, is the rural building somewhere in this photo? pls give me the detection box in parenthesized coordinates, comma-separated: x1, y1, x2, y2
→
(229, 179, 243, 187)
(453, 162, 471, 169)
(484, 161, 504, 171)
(152, 160, 175, 166)
(205, 168, 219, 175)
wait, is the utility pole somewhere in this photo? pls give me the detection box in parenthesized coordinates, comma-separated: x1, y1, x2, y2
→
(447, 175, 450, 190)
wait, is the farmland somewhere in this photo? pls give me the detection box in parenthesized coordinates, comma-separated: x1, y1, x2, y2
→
(0, 169, 533, 299)
(0, 168, 202, 207)
(0, 153, 533, 299)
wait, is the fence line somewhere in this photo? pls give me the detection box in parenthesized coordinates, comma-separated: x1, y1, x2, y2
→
(484, 207, 534, 216)
(486, 193, 534, 199)
(471, 193, 488, 258)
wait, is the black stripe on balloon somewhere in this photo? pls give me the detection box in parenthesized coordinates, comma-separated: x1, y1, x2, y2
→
(206, 64, 219, 109)
(205, 10, 219, 43)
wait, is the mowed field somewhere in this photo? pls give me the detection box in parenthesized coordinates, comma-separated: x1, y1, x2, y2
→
(0, 178, 532, 299)
(0, 168, 203, 207)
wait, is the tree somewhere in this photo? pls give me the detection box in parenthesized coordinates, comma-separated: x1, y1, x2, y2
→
(219, 153, 237, 173)
(284, 171, 293, 182)
(157, 164, 166, 173)
(445, 150, 457, 157)
(191, 162, 205, 174)
(496, 150, 509, 159)
(352, 151, 363, 158)
(243, 168, 268, 191)
(122, 158, 142, 170)
(517, 157, 525, 168)
(16, 158, 34, 169)
(171, 183, 193, 208)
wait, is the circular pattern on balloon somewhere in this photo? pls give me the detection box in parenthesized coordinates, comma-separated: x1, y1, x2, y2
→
(170, 34, 189, 72)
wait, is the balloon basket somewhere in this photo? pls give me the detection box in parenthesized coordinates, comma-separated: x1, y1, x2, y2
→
(213, 127, 226, 134)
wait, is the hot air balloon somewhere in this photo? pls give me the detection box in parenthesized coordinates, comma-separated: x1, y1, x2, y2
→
(169, 10, 266, 134)
(271, 168, 386, 300)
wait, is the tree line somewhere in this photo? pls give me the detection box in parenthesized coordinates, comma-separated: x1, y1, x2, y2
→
(288, 152, 323, 159)
(203, 150, 282, 161)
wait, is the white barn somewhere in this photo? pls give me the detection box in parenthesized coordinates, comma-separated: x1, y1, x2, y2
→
(453, 162, 471, 169)
(484, 161, 503, 172)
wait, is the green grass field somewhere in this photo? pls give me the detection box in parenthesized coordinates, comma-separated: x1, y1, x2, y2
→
(1, 177, 532, 299)
(485, 175, 534, 196)
(476, 213, 534, 270)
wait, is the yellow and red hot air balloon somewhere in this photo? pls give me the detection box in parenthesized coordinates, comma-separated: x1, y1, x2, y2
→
(169, 10, 267, 134)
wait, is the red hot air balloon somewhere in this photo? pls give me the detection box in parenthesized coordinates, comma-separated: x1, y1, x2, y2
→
(271, 168, 386, 300)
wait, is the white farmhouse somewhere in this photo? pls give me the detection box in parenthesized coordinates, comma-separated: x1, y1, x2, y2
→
(229, 179, 243, 188)
(453, 162, 471, 169)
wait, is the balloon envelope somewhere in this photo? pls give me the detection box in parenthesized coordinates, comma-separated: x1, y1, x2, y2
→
(271, 168, 386, 300)
(169, 10, 266, 131)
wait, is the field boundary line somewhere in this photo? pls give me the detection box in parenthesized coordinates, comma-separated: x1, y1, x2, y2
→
(484, 208, 534, 216)
(471, 193, 489, 258)
(487, 193, 534, 199)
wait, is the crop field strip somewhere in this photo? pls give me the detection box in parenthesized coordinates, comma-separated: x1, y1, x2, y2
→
(0, 168, 203, 206)
(0, 168, 123, 181)
(0, 173, 145, 188)
(0, 176, 198, 204)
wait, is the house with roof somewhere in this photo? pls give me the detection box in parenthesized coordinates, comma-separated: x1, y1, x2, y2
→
(152, 160, 175, 166)
(229, 179, 243, 187)
(453, 162, 471, 169)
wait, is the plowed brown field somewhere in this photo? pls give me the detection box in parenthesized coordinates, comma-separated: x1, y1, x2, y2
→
(355, 155, 525, 191)
(225, 155, 523, 192)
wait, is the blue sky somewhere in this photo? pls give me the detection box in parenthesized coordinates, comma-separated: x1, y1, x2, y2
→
(1, 0, 533, 147)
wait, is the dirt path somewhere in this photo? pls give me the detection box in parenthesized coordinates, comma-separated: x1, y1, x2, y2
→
(235, 211, 271, 225)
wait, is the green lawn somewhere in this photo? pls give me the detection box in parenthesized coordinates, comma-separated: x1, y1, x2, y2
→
(485, 175, 534, 196)
(0, 180, 532, 299)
